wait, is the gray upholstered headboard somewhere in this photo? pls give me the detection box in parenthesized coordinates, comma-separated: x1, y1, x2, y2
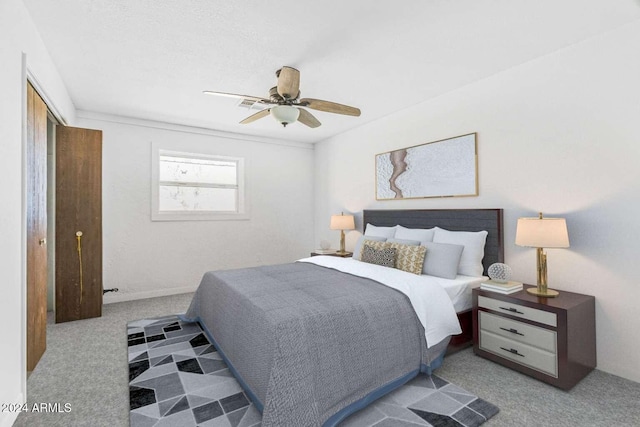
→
(362, 209, 504, 275)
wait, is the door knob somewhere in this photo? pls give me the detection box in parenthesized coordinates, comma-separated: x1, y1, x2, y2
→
(39, 238, 47, 246)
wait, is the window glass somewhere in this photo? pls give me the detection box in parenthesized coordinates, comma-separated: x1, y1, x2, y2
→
(158, 186, 237, 212)
(152, 148, 246, 221)
(159, 156, 237, 186)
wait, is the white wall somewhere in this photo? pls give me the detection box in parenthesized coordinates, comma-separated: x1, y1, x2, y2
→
(2, 7, 637, 422)
(0, 0, 76, 426)
(75, 113, 315, 302)
(315, 21, 640, 382)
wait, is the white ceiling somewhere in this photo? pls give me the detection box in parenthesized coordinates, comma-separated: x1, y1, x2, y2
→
(23, 0, 640, 144)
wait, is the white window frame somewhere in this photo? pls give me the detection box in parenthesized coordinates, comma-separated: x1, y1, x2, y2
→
(151, 146, 248, 221)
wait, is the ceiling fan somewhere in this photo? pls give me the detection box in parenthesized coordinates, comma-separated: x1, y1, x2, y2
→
(203, 66, 361, 128)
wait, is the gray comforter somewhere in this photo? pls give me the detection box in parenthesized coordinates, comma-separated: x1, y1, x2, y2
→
(184, 262, 442, 427)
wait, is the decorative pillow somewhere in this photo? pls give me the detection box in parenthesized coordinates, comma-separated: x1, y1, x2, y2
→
(388, 242, 427, 275)
(386, 238, 420, 246)
(363, 239, 391, 250)
(433, 227, 488, 277)
(364, 223, 397, 238)
(360, 244, 397, 268)
(394, 225, 435, 243)
(421, 242, 465, 279)
(353, 236, 387, 260)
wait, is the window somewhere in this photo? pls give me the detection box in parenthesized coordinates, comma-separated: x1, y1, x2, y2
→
(152, 148, 246, 221)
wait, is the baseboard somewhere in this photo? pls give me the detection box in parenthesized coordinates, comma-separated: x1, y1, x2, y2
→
(102, 285, 197, 304)
(0, 392, 24, 427)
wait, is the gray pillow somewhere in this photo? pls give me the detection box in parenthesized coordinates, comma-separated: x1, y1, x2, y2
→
(361, 245, 397, 268)
(421, 242, 465, 279)
(386, 238, 420, 246)
(353, 235, 387, 260)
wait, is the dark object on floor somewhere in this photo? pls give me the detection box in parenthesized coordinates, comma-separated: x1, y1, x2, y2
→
(128, 315, 499, 427)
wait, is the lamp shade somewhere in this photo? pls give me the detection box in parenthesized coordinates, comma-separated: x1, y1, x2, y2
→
(515, 216, 570, 248)
(330, 214, 355, 231)
(270, 105, 300, 126)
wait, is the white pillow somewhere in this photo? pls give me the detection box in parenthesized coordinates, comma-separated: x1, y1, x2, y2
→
(433, 227, 488, 277)
(364, 223, 397, 238)
(394, 225, 435, 243)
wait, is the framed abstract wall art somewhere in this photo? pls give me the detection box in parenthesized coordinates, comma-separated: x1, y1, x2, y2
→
(375, 133, 478, 200)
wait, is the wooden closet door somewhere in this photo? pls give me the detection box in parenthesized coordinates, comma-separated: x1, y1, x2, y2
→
(55, 126, 103, 323)
(26, 83, 48, 371)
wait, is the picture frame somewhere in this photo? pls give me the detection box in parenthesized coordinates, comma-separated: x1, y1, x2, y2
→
(375, 133, 478, 200)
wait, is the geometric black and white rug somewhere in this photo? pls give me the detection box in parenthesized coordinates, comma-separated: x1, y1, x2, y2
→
(128, 316, 499, 427)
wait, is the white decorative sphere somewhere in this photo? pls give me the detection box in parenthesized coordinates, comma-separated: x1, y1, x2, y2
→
(319, 240, 331, 250)
(488, 263, 512, 283)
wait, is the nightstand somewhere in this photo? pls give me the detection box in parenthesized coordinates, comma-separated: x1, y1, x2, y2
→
(310, 251, 352, 258)
(472, 286, 596, 390)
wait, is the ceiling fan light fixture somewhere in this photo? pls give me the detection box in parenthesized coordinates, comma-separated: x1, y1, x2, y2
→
(270, 105, 300, 127)
(205, 65, 360, 129)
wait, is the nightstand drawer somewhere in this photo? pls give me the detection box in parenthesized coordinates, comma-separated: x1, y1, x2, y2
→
(480, 330, 558, 376)
(478, 295, 557, 327)
(479, 311, 557, 353)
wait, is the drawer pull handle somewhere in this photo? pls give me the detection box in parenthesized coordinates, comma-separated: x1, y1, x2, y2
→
(499, 306, 524, 315)
(500, 327, 524, 336)
(500, 347, 525, 357)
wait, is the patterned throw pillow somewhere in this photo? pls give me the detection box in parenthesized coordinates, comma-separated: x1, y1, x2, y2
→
(353, 236, 387, 260)
(388, 242, 427, 275)
(361, 244, 397, 268)
(363, 239, 391, 250)
(358, 239, 392, 260)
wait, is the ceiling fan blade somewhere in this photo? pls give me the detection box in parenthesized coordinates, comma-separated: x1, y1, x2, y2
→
(298, 98, 361, 116)
(203, 91, 272, 104)
(298, 108, 321, 128)
(240, 109, 271, 124)
(276, 67, 300, 100)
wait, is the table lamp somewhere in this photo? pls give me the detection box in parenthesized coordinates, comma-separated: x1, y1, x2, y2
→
(330, 212, 355, 255)
(515, 212, 570, 297)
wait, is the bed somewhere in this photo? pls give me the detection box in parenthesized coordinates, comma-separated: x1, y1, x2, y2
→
(183, 208, 503, 427)
(363, 209, 504, 353)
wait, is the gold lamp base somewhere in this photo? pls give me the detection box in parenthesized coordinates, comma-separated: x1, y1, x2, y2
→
(526, 287, 559, 298)
(338, 230, 347, 254)
(527, 246, 560, 297)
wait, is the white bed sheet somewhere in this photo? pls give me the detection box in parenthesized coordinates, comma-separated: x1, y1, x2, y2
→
(299, 256, 463, 348)
(437, 274, 486, 313)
